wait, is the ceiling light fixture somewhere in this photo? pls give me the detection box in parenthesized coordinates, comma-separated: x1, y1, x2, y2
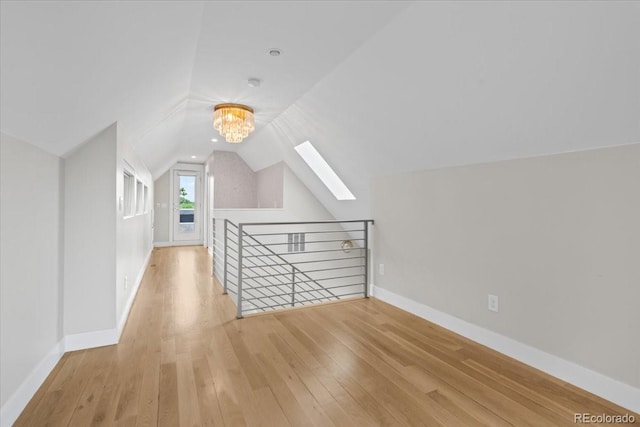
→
(248, 78, 261, 88)
(211, 138, 218, 142)
(269, 48, 282, 56)
(213, 103, 255, 143)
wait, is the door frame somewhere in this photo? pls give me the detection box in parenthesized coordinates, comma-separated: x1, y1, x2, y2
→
(169, 163, 204, 245)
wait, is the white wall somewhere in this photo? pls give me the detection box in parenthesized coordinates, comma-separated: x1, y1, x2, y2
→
(0, 133, 63, 410)
(63, 125, 117, 335)
(211, 152, 284, 210)
(214, 151, 257, 208)
(372, 144, 640, 391)
(116, 127, 153, 327)
(153, 169, 170, 243)
(64, 122, 153, 337)
(256, 162, 284, 209)
(215, 163, 333, 224)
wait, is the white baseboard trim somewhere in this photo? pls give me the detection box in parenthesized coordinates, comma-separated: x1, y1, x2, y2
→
(154, 240, 203, 248)
(117, 248, 152, 336)
(64, 328, 119, 352)
(371, 285, 640, 414)
(0, 340, 64, 427)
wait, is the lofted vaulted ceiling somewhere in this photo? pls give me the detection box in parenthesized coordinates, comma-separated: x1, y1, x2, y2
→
(2, 1, 639, 219)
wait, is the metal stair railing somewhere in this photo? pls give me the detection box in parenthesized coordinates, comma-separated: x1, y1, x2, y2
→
(212, 218, 373, 318)
(213, 219, 337, 313)
(237, 221, 341, 316)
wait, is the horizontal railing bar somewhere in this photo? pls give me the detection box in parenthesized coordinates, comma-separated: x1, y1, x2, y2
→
(242, 292, 339, 304)
(247, 229, 365, 237)
(248, 256, 366, 268)
(243, 238, 365, 248)
(308, 273, 365, 282)
(242, 260, 288, 268)
(240, 219, 374, 226)
(243, 248, 364, 258)
(308, 283, 365, 291)
(243, 292, 363, 308)
(241, 277, 363, 292)
(242, 280, 327, 292)
(300, 265, 365, 274)
(246, 274, 364, 285)
(242, 267, 291, 283)
(243, 268, 364, 280)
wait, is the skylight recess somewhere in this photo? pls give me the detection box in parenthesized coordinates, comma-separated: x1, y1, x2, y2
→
(295, 141, 355, 200)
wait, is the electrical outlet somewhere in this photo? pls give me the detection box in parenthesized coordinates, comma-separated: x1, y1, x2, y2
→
(378, 264, 385, 275)
(488, 294, 499, 312)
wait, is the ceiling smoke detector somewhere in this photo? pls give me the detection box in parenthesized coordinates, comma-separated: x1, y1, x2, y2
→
(268, 48, 282, 57)
(248, 78, 261, 88)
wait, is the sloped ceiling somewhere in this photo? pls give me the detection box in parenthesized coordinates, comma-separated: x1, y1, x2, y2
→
(2, 1, 639, 220)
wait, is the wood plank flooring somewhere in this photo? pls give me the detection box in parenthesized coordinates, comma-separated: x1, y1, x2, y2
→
(16, 246, 638, 426)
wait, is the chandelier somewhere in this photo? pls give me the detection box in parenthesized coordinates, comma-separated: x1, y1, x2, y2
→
(213, 103, 255, 143)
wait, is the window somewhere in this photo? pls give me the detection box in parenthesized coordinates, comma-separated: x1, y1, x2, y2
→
(294, 140, 355, 200)
(136, 179, 144, 215)
(123, 170, 135, 218)
(143, 184, 149, 213)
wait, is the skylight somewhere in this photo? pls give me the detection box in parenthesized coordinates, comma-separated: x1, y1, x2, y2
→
(295, 141, 355, 200)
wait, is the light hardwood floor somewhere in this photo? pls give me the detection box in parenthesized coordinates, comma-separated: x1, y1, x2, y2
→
(16, 246, 637, 426)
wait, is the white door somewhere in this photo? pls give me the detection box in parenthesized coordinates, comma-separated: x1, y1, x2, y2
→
(173, 170, 201, 242)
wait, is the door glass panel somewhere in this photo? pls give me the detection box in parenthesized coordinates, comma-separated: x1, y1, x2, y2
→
(179, 175, 196, 234)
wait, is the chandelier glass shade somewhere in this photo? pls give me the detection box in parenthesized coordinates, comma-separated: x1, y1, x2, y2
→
(213, 103, 255, 143)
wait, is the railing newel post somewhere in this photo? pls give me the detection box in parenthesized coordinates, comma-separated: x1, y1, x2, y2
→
(223, 219, 228, 295)
(364, 220, 370, 298)
(212, 218, 215, 277)
(237, 224, 244, 318)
